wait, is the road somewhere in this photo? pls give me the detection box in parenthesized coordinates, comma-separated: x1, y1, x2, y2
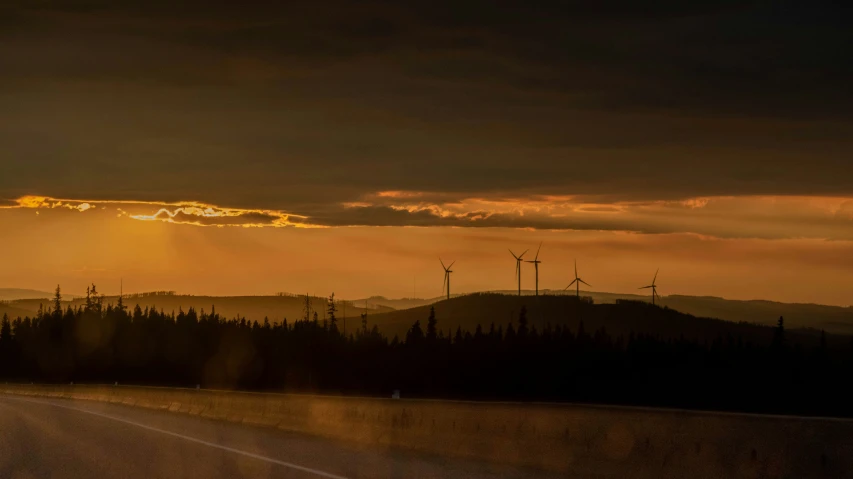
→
(0, 396, 564, 479)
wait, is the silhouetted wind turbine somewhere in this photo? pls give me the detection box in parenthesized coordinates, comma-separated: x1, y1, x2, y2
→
(564, 260, 590, 299)
(440, 258, 455, 301)
(639, 269, 661, 305)
(509, 249, 528, 296)
(525, 242, 543, 296)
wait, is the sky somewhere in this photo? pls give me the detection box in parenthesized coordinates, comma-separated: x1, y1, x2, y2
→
(1, 1, 852, 305)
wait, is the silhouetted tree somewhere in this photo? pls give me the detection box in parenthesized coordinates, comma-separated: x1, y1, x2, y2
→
(406, 320, 424, 344)
(327, 293, 338, 334)
(360, 312, 368, 335)
(0, 285, 850, 418)
(426, 306, 437, 341)
(0, 314, 10, 343)
(303, 294, 312, 322)
(52, 285, 62, 318)
(773, 316, 785, 349)
(517, 305, 528, 339)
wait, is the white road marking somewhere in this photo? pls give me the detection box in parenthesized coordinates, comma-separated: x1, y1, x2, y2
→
(1, 396, 350, 479)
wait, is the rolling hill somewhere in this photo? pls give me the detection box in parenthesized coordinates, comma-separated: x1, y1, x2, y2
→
(349, 296, 438, 311)
(362, 293, 831, 346)
(0, 288, 64, 301)
(360, 289, 853, 335)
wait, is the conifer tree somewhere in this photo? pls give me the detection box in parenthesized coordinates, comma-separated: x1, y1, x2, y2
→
(327, 293, 338, 334)
(426, 306, 437, 341)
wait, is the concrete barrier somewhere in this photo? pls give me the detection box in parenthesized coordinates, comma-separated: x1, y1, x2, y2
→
(2, 384, 851, 478)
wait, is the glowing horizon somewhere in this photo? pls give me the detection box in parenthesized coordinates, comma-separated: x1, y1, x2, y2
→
(2, 193, 853, 307)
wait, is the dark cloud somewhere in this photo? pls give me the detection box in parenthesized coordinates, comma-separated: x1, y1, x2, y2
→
(298, 195, 853, 240)
(1, 1, 851, 217)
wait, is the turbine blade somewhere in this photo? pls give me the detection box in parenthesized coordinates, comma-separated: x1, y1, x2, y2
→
(509, 249, 518, 260)
(639, 285, 653, 289)
(535, 242, 542, 261)
(519, 249, 528, 259)
(574, 259, 578, 278)
(568, 279, 577, 287)
(439, 258, 446, 269)
(579, 279, 591, 287)
(448, 261, 455, 269)
(653, 268, 659, 285)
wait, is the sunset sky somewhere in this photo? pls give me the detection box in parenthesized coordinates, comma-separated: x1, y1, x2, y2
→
(1, 2, 852, 305)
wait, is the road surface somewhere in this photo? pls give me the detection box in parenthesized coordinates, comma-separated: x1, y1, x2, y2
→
(0, 395, 564, 479)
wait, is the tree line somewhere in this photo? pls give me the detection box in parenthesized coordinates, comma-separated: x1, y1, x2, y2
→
(1, 285, 852, 418)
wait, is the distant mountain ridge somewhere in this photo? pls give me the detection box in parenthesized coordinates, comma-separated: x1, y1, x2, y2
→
(0, 293, 392, 324)
(0, 288, 81, 301)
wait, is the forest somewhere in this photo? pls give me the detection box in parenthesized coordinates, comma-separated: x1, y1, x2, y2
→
(1, 285, 852, 419)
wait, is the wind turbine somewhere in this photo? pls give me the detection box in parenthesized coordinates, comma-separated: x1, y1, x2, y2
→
(525, 242, 543, 296)
(509, 249, 528, 296)
(564, 260, 590, 299)
(440, 258, 455, 301)
(639, 269, 661, 305)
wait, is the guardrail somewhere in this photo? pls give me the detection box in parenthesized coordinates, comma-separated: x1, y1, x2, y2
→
(2, 384, 851, 478)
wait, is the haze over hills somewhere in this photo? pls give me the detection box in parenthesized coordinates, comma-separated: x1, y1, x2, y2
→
(2, 288, 852, 336)
(0, 293, 393, 324)
(0, 288, 80, 301)
(349, 296, 438, 311)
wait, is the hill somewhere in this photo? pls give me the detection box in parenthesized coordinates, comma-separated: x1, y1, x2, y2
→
(349, 296, 439, 311)
(0, 288, 66, 301)
(0, 302, 36, 319)
(655, 294, 853, 334)
(386, 289, 853, 335)
(363, 293, 831, 346)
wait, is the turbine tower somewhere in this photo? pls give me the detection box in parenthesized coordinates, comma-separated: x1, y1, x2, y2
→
(440, 258, 455, 301)
(509, 249, 528, 296)
(564, 260, 590, 299)
(639, 269, 661, 305)
(525, 242, 543, 296)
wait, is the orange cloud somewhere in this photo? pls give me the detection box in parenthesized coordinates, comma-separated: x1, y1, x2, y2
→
(6, 196, 316, 228)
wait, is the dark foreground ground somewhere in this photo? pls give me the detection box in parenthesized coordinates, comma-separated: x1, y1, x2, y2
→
(0, 396, 566, 479)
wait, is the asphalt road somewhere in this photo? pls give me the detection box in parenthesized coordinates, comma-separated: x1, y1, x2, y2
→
(0, 396, 564, 479)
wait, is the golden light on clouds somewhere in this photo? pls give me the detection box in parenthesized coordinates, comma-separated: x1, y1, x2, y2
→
(4, 194, 853, 240)
(4, 196, 97, 212)
(5, 195, 316, 228)
(1, 192, 853, 305)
